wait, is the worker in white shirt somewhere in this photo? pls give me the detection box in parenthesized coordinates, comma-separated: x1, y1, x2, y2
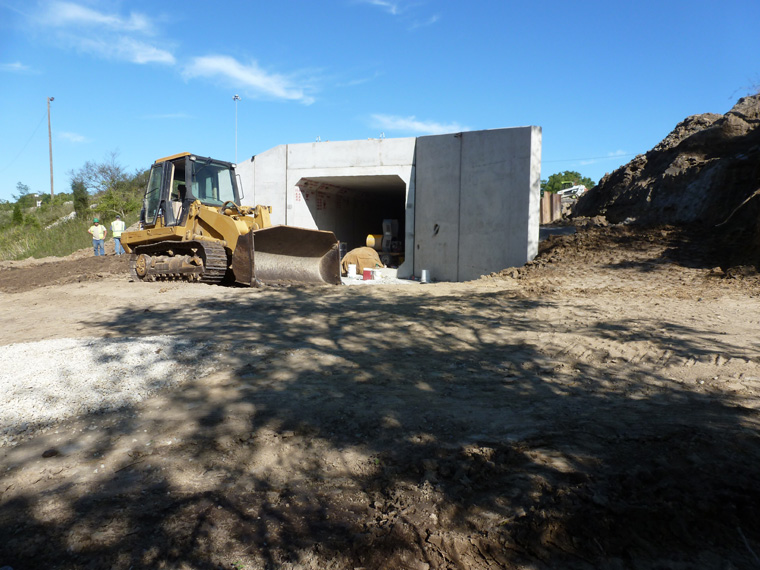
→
(111, 215, 126, 255)
(88, 218, 107, 256)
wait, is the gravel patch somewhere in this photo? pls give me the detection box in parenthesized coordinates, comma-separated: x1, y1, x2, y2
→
(0, 336, 218, 444)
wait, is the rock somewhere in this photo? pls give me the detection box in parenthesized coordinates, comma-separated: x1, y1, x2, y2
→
(573, 215, 608, 228)
(726, 265, 758, 279)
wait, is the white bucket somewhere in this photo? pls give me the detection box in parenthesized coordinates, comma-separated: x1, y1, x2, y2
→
(347, 264, 357, 278)
(420, 269, 430, 283)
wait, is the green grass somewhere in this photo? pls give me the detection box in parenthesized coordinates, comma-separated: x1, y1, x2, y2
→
(0, 207, 139, 261)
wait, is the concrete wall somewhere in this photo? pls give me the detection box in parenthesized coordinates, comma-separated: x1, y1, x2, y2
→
(235, 127, 541, 282)
(413, 134, 461, 281)
(237, 138, 415, 222)
(236, 137, 416, 274)
(413, 127, 541, 282)
(285, 138, 416, 232)
(237, 145, 288, 222)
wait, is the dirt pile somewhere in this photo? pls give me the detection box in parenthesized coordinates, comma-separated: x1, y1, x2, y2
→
(573, 93, 760, 268)
(0, 252, 127, 293)
(1, 225, 760, 569)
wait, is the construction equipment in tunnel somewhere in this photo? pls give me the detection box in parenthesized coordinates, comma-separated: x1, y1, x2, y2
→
(120, 153, 341, 286)
(365, 219, 403, 267)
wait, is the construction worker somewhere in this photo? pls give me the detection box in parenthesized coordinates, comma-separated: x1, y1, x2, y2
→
(111, 214, 126, 255)
(88, 218, 107, 257)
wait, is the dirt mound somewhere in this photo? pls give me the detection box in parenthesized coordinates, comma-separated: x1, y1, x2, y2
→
(573, 94, 760, 268)
(0, 253, 128, 293)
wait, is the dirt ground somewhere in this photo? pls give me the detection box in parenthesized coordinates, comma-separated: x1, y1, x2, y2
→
(1, 223, 759, 570)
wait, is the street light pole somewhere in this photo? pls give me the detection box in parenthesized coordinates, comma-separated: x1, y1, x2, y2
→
(47, 96, 55, 198)
(233, 94, 240, 163)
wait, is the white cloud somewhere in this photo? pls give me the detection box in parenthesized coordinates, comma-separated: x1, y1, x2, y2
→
(338, 71, 383, 88)
(59, 131, 88, 143)
(67, 35, 175, 64)
(35, 1, 174, 65)
(114, 37, 175, 65)
(362, 0, 401, 15)
(409, 14, 440, 30)
(358, 0, 440, 29)
(371, 114, 467, 135)
(183, 55, 315, 105)
(0, 62, 34, 73)
(41, 1, 152, 33)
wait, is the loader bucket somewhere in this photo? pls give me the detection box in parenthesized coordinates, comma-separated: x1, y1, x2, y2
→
(242, 225, 341, 285)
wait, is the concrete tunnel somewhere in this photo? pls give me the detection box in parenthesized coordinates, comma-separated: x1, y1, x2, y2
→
(294, 174, 408, 266)
(235, 127, 542, 282)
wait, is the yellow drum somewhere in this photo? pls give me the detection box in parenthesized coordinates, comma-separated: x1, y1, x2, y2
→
(366, 234, 384, 250)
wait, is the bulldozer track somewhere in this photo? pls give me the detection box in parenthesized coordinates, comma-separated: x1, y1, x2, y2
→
(129, 240, 228, 284)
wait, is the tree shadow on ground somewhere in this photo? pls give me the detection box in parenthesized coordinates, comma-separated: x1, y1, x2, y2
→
(540, 222, 757, 276)
(1, 285, 759, 569)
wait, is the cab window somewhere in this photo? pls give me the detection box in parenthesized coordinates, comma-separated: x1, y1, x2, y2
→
(144, 165, 163, 225)
(191, 160, 236, 206)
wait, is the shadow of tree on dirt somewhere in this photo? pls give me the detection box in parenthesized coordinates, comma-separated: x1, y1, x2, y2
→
(1, 284, 759, 569)
(540, 222, 757, 276)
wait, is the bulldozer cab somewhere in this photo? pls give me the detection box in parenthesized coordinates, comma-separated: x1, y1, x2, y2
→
(141, 153, 241, 228)
(126, 151, 341, 286)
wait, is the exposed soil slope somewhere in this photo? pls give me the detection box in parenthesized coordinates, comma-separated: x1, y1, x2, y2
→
(574, 94, 760, 268)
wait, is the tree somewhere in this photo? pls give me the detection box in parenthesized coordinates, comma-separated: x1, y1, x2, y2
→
(95, 181, 142, 219)
(69, 151, 146, 220)
(13, 182, 36, 208)
(12, 203, 23, 225)
(69, 150, 131, 195)
(541, 171, 596, 194)
(24, 212, 41, 228)
(72, 180, 89, 219)
(14, 182, 30, 197)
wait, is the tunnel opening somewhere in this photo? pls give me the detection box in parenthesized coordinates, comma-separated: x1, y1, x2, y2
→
(296, 175, 407, 267)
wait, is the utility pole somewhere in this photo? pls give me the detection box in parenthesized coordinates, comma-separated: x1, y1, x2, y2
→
(47, 96, 55, 198)
(233, 94, 240, 163)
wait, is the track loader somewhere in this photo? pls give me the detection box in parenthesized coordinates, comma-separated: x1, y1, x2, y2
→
(120, 153, 341, 286)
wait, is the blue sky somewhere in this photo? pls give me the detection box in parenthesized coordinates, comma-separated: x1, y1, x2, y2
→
(1, 0, 758, 202)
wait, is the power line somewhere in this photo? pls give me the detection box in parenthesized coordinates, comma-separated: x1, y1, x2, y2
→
(543, 152, 638, 164)
(0, 110, 48, 176)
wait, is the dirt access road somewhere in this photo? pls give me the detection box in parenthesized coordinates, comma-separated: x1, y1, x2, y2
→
(0, 223, 759, 570)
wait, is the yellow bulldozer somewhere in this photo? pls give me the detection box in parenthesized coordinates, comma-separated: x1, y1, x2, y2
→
(120, 152, 341, 286)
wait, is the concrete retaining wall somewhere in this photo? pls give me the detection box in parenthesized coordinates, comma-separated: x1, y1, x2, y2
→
(414, 127, 541, 281)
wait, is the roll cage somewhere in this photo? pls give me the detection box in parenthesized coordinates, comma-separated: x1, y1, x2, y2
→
(141, 153, 243, 227)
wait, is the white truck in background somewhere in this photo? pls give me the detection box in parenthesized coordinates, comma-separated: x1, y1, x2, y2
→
(557, 184, 587, 198)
